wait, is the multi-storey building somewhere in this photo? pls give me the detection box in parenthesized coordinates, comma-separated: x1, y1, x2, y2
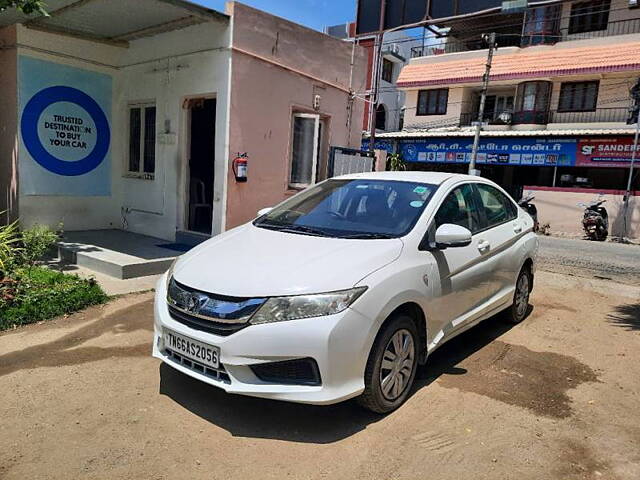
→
(376, 0, 640, 238)
(325, 22, 425, 133)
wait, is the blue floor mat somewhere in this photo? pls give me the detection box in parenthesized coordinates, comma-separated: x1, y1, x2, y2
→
(157, 243, 192, 253)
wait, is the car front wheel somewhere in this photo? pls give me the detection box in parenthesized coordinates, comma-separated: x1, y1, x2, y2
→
(358, 315, 419, 414)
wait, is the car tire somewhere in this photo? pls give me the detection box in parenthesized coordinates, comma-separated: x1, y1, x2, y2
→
(503, 266, 532, 324)
(357, 315, 419, 414)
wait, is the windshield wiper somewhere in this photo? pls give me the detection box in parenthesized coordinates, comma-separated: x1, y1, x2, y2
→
(255, 221, 287, 231)
(257, 222, 328, 237)
(339, 233, 395, 239)
(279, 225, 329, 237)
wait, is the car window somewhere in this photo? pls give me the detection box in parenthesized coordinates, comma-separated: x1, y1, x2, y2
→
(434, 184, 482, 233)
(476, 184, 517, 227)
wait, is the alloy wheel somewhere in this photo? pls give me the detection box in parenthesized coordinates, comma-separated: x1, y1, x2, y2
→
(515, 273, 530, 320)
(379, 329, 415, 401)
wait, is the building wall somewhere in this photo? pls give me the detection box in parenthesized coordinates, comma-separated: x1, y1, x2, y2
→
(225, 2, 367, 229)
(559, 0, 640, 42)
(376, 31, 423, 132)
(0, 26, 18, 224)
(15, 25, 122, 232)
(116, 21, 231, 240)
(359, 37, 375, 131)
(524, 186, 640, 239)
(403, 86, 471, 129)
(11, 20, 231, 241)
(549, 74, 637, 127)
(401, 72, 638, 130)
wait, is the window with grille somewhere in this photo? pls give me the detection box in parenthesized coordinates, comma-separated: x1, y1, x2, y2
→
(568, 0, 611, 34)
(417, 89, 449, 116)
(128, 103, 156, 177)
(558, 81, 599, 112)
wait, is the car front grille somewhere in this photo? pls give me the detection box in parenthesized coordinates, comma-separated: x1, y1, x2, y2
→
(165, 348, 231, 384)
(168, 305, 249, 337)
(166, 278, 266, 337)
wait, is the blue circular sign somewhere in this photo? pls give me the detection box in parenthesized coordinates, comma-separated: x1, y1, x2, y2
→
(21, 86, 110, 176)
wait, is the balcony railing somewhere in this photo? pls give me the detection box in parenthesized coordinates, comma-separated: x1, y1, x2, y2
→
(411, 18, 640, 58)
(458, 107, 632, 127)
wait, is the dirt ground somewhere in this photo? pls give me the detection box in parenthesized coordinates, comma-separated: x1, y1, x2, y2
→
(0, 271, 639, 480)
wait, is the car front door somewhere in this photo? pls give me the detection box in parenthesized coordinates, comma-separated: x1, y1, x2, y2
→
(426, 183, 493, 343)
(472, 182, 523, 302)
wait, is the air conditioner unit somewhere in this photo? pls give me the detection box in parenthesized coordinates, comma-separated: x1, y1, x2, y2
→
(385, 43, 400, 55)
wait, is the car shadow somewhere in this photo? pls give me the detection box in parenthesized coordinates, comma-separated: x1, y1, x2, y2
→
(158, 309, 527, 444)
(412, 309, 529, 389)
(158, 363, 383, 443)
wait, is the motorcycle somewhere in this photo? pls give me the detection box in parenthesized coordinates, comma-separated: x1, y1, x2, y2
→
(579, 198, 609, 241)
(518, 193, 539, 232)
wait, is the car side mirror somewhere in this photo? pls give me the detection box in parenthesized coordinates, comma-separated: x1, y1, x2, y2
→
(433, 224, 473, 250)
(257, 207, 273, 217)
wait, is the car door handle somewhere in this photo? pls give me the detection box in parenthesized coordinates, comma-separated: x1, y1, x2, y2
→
(513, 224, 523, 234)
(477, 240, 490, 252)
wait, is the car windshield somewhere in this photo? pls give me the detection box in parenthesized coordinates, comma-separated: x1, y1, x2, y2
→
(254, 179, 438, 239)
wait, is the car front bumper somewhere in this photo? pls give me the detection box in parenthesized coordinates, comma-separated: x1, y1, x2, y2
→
(152, 274, 375, 405)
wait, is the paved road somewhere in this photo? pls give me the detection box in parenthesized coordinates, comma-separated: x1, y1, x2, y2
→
(538, 235, 640, 285)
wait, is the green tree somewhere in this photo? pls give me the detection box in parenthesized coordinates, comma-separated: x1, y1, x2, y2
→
(0, 0, 47, 15)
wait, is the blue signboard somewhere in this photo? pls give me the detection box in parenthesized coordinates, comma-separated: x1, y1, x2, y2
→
(19, 56, 112, 196)
(399, 137, 577, 167)
(363, 136, 579, 167)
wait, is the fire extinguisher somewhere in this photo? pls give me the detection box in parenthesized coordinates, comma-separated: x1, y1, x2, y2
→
(232, 153, 248, 183)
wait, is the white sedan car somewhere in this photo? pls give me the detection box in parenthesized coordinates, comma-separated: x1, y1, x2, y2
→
(153, 172, 537, 413)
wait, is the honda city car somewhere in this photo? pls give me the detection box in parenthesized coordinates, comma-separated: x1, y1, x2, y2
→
(153, 172, 538, 413)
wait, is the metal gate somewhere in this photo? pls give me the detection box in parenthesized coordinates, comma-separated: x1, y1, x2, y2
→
(327, 147, 375, 178)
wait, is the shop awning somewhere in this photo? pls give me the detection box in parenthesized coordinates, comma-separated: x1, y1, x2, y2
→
(372, 127, 640, 139)
(0, 0, 228, 47)
(397, 41, 640, 88)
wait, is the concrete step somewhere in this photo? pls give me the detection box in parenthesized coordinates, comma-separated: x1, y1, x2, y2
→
(58, 230, 183, 280)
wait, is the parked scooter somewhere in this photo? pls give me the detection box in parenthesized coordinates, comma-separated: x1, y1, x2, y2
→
(579, 197, 609, 241)
(518, 193, 539, 232)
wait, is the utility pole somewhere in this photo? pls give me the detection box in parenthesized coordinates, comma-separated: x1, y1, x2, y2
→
(469, 32, 497, 176)
(369, 32, 384, 149)
(622, 78, 640, 241)
(368, 0, 386, 151)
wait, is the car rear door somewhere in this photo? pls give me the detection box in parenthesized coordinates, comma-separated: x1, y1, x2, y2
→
(471, 182, 523, 304)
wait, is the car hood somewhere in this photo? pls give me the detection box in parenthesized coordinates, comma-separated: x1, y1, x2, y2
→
(172, 224, 403, 297)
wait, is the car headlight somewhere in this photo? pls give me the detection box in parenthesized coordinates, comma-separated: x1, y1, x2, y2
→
(250, 287, 367, 325)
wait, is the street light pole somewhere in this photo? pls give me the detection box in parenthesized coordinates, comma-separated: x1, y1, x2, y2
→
(469, 32, 497, 176)
(368, 0, 387, 150)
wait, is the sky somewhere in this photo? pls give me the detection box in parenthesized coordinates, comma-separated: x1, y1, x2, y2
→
(193, 0, 357, 31)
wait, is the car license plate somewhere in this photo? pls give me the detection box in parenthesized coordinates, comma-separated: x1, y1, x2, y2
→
(164, 330, 220, 369)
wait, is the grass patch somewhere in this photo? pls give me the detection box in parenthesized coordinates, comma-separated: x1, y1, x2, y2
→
(0, 267, 108, 331)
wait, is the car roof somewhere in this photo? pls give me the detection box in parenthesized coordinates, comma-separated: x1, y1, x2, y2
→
(333, 171, 478, 186)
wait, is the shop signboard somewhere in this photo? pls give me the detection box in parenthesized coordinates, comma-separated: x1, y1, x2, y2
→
(19, 56, 112, 196)
(397, 137, 577, 167)
(576, 137, 640, 168)
(362, 136, 638, 169)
